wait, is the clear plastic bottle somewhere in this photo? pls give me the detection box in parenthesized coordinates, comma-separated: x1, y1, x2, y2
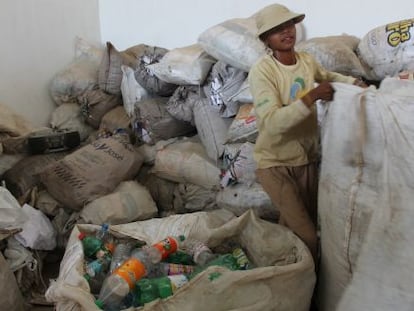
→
(109, 241, 133, 273)
(184, 239, 216, 266)
(96, 223, 115, 255)
(96, 248, 148, 310)
(95, 236, 185, 310)
(96, 223, 110, 240)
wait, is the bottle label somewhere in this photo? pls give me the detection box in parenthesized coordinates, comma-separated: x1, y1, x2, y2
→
(232, 248, 250, 270)
(152, 237, 179, 260)
(114, 258, 146, 289)
(191, 242, 211, 264)
(166, 263, 194, 276)
(167, 274, 189, 292)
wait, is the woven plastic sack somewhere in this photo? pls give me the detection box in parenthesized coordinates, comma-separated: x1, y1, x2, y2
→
(146, 44, 216, 85)
(357, 18, 414, 80)
(45, 209, 315, 311)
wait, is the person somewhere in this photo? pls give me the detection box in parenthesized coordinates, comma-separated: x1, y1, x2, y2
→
(248, 3, 367, 265)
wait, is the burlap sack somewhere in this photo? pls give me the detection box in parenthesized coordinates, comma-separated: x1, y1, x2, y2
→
(40, 134, 144, 210)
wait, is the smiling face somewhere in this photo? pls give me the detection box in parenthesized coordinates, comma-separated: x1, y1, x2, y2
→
(261, 19, 297, 52)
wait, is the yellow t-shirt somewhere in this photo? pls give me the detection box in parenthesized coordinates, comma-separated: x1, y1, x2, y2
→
(248, 51, 355, 169)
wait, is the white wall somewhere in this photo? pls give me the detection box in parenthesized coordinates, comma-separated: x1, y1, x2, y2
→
(0, 0, 101, 127)
(99, 0, 413, 50)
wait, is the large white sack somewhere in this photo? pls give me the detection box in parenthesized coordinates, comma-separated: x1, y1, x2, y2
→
(151, 136, 221, 190)
(50, 59, 99, 106)
(296, 35, 371, 79)
(132, 97, 195, 145)
(50, 103, 94, 141)
(74, 37, 104, 64)
(203, 61, 247, 118)
(193, 99, 232, 160)
(50, 38, 103, 106)
(317, 81, 414, 310)
(357, 18, 414, 80)
(173, 183, 218, 213)
(198, 16, 303, 72)
(79, 180, 158, 225)
(46, 209, 315, 311)
(146, 44, 216, 85)
(198, 17, 266, 72)
(227, 77, 253, 104)
(320, 78, 414, 311)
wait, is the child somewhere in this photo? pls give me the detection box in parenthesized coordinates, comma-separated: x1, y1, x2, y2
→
(249, 3, 367, 263)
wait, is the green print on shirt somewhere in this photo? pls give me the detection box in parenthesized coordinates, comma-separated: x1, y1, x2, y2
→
(257, 98, 270, 108)
(290, 77, 306, 100)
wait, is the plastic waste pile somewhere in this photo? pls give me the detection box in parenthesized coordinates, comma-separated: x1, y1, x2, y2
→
(79, 225, 252, 310)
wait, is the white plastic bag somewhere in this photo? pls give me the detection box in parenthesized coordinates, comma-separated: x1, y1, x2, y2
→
(15, 203, 57, 250)
(0, 187, 28, 229)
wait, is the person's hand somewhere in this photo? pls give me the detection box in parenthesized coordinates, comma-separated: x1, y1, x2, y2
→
(302, 81, 335, 107)
(313, 81, 335, 101)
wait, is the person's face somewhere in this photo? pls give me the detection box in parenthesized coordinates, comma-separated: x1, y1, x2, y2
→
(263, 20, 296, 52)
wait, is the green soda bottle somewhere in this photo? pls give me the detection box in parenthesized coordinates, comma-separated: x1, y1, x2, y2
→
(138, 279, 158, 305)
(189, 254, 239, 279)
(79, 233, 104, 259)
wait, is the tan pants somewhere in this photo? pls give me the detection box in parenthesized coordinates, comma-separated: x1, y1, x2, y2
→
(256, 163, 318, 262)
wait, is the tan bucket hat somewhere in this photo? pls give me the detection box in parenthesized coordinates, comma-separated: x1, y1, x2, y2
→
(255, 3, 305, 37)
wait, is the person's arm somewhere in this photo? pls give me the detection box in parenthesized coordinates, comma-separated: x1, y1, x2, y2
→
(249, 65, 312, 136)
(309, 55, 367, 88)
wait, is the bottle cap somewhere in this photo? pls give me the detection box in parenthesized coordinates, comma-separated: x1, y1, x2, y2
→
(95, 299, 104, 309)
(101, 223, 109, 231)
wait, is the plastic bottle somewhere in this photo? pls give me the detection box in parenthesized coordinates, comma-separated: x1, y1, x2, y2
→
(151, 235, 186, 260)
(109, 241, 133, 273)
(95, 236, 185, 310)
(84, 256, 111, 295)
(96, 249, 147, 310)
(232, 247, 251, 270)
(79, 233, 111, 260)
(96, 223, 110, 240)
(85, 256, 111, 278)
(96, 224, 115, 254)
(184, 239, 216, 266)
(189, 254, 240, 279)
(165, 250, 194, 265)
(135, 274, 189, 305)
(149, 262, 195, 278)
